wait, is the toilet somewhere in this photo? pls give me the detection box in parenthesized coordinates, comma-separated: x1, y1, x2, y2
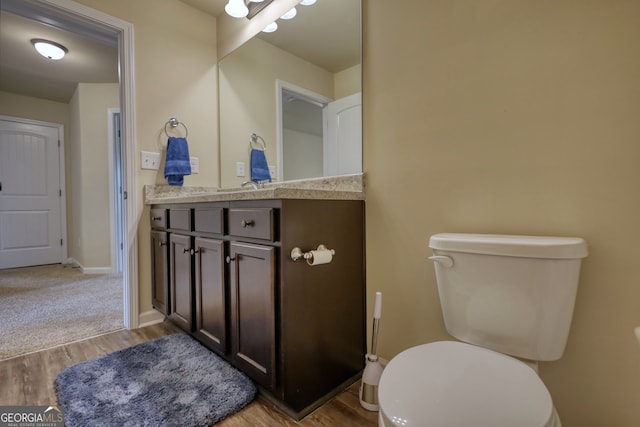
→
(378, 233, 588, 427)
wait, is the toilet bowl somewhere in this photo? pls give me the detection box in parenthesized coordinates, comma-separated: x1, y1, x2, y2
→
(378, 341, 560, 427)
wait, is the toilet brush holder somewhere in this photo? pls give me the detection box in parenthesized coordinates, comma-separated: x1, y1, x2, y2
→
(360, 292, 383, 411)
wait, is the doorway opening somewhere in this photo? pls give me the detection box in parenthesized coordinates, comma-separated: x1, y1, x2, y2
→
(0, 0, 137, 328)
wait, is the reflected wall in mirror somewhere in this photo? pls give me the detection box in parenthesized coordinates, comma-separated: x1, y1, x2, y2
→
(219, 0, 361, 187)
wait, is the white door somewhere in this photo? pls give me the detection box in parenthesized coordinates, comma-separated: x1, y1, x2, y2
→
(323, 92, 362, 176)
(0, 118, 63, 269)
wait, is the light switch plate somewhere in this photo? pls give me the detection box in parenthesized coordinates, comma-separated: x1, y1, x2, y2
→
(236, 162, 245, 177)
(141, 151, 161, 170)
(190, 157, 199, 174)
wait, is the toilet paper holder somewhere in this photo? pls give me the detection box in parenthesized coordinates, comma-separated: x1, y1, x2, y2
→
(290, 244, 335, 262)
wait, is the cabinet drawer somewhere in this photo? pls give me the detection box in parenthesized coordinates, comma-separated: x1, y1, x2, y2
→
(169, 208, 192, 231)
(150, 208, 167, 229)
(228, 208, 274, 241)
(194, 208, 224, 234)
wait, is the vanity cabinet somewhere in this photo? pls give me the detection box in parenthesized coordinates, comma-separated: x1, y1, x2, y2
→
(229, 241, 277, 390)
(150, 209, 169, 315)
(194, 236, 227, 354)
(149, 198, 365, 419)
(169, 233, 192, 331)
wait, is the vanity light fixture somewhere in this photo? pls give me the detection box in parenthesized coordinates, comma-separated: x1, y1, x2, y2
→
(225, 0, 275, 19)
(225, 0, 249, 18)
(262, 21, 278, 33)
(31, 39, 68, 60)
(300, 0, 317, 5)
(280, 7, 297, 20)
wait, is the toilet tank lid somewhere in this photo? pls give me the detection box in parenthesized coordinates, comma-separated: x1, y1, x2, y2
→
(429, 233, 588, 259)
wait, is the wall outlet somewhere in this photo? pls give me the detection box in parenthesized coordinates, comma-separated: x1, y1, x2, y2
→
(236, 161, 245, 177)
(190, 157, 199, 174)
(141, 151, 161, 170)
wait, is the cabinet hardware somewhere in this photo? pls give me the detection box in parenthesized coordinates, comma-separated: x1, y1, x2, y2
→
(159, 241, 167, 247)
(226, 256, 236, 263)
(194, 249, 201, 254)
(183, 248, 195, 255)
(152, 216, 162, 221)
(241, 219, 254, 228)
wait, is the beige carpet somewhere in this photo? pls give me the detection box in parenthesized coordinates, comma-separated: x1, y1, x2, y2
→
(0, 264, 124, 360)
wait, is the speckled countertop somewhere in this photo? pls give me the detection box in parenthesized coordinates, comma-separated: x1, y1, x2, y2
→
(144, 174, 365, 204)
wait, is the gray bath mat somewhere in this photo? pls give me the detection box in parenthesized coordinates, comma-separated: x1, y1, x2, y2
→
(55, 333, 255, 426)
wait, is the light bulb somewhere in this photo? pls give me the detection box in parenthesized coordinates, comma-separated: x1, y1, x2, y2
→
(31, 39, 67, 60)
(225, 0, 248, 18)
(249, 0, 265, 2)
(280, 7, 297, 20)
(262, 21, 278, 33)
(300, 0, 316, 5)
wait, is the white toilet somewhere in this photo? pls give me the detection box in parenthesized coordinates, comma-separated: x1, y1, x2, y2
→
(378, 233, 588, 427)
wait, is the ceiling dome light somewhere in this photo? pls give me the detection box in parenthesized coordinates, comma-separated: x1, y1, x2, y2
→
(262, 21, 278, 33)
(280, 7, 297, 20)
(300, 0, 317, 5)
(31, 39, 68, 60)
(225, 0, 248, 18)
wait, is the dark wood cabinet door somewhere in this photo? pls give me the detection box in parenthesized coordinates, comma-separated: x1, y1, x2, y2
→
(229, 242, 276, 390)
(150, 230, 169, 315)
(194, 237, 227, 354)
(169, 233, 192, 331)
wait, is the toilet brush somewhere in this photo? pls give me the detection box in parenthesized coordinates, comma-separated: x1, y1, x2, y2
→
(360, 291, 383, 411)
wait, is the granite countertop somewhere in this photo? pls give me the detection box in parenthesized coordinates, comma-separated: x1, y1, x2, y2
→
(144, 174, 365, 204)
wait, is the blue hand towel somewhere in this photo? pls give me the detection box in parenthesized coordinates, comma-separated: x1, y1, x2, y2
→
(164, 137, 191, 186)
(250, 148, 271, 182)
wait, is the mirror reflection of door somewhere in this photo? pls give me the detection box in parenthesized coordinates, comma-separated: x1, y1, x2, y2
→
(281, 89, 324, 181)
(278, 82, 362, 181)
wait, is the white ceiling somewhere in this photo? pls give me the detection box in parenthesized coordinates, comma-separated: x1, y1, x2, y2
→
(0, 0, 359, 104)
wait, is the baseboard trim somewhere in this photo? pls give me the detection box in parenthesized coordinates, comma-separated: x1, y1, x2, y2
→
(65, 258, 113, 274)
(138, 309, 165, 328)
(81, 267, 114, 275)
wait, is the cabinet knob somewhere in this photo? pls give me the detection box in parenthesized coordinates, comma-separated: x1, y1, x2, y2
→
(226, 256, 236, 263)
(159, 241, 167, 247)
(241, 219, 254, 228)
(183, 248, 194, 255)
(152, 216, 162, 221)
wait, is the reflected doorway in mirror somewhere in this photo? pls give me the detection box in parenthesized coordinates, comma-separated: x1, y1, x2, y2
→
(276, 80, 362, 181)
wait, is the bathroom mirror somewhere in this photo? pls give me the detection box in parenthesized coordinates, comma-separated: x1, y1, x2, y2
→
(218, 0, 361, 187)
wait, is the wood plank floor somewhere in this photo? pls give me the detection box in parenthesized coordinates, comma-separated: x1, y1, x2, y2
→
(0, 321, 378, 426)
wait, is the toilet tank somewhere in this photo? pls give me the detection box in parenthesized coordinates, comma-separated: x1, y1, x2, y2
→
(429, 233, 588, 361)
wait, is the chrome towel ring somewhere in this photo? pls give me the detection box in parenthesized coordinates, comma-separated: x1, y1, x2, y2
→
(164, 117, 189, 138)
(250, 133, 266, 151)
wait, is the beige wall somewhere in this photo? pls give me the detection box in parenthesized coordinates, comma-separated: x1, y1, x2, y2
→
(334, 64, 361, 99)
(364, 1, 640, 426)
(73, 0, 218, 311)
(218, 36, 333, 187)
(68, 83, 119, 269)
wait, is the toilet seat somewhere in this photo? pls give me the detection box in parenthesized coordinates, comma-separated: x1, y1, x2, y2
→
(378, 341, 556, 427)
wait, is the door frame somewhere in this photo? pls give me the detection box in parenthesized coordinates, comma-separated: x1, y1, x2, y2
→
(0, 115, 68, 266)
(108, 108, 123, 274)
(38, 0, 138, 329)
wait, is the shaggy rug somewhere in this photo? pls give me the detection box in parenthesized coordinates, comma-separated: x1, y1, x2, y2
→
(55, 333, 256, 427)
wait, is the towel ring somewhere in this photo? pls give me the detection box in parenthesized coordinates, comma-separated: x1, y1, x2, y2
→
(250, 133, 266, 151)
(164, 117, 189, 138)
